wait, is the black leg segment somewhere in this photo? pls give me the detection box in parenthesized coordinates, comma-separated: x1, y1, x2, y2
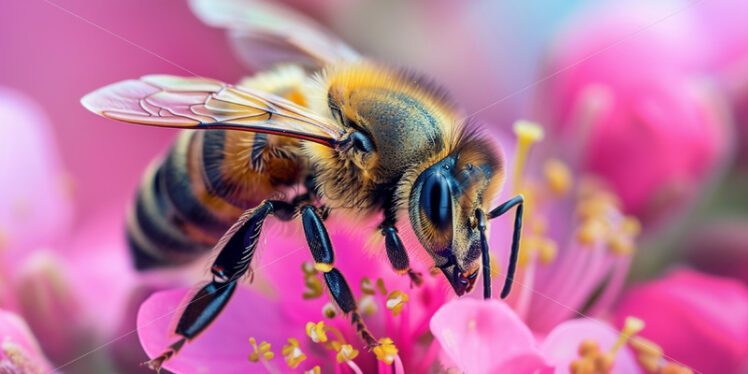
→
(300, 205, 378, 347)
(382, 226, 423, 286)
(145, 199, 292, 371)
(486, 195, 524, 299)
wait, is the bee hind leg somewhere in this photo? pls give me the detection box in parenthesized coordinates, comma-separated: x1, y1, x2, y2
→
(144, 200, 294, 371)
(300, 205, 379, 348)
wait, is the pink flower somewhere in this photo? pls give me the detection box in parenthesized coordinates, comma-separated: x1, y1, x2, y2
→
(484, 123, 640, 335)
(430, 298, 550, 374)
(0, 88, 149, 371)
(613, 269, 748, 374)
(535, 0, 732, 227)
(0, 309, 56, 374)
(138, 220, 447, 373)
(429, 298, 644, 374)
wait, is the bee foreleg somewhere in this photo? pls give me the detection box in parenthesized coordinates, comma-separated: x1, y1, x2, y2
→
(300, 205, 379, 348)
(145, 200, 291, 371)
(485, 194, 525, 299)
(381, 226, 423, 287)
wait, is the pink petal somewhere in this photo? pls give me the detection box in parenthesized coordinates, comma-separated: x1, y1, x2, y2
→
(540, 319, 641, 374)
(538, 1, 730, 226)
(0, 87, 73, 258)
(138, 287, 310, 374)
(614, 269, 748, 374)
(430, 298, 550, 374)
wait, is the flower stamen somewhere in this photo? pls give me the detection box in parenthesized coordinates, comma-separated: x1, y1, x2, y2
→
(281, 338, 306, 369)
(512, 120, 545, 194)
(248, 337, 274, 362)
(385, 290, 409, 317)
(373, 338, 399, 365)
(305, 321, 328, 343)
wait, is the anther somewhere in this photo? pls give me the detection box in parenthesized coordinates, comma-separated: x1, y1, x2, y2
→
(248, 337, 274, 362)
(359, 295, 377, 317)
(281, 338, 306, 369)
(373, 338, 399, 365)
(304, 366, 321, 374)
(544, 159, 572, 196)
(305, 321, 328, 343)
(386, 290, 409, 317)
(335, 344, 359, 363)
(322, 302, 337, 319)
(512, 120, 545, 193)
(360, 277, 376, 295)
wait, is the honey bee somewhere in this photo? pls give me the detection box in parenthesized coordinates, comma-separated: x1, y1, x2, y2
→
(81, 0, 523, 369)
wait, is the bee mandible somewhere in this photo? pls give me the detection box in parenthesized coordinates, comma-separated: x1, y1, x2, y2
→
(81, 0, 524, 369)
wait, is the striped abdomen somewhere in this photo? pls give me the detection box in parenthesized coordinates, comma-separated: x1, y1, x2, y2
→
(127, 129, 305, 270)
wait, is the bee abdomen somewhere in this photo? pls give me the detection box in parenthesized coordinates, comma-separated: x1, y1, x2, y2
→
(126, 161, 214, 270)
(126, 131, 241, 270)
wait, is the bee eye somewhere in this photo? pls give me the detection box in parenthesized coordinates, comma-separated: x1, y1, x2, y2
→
(420, 172, 452, 230)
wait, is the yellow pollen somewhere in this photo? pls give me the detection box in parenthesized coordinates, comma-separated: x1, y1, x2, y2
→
(359, 295, 378, 317)
(302, 261, 318, 275)
(608, 234, 635, 256)
(322, 302, 337, 319)
(360, 277, 376, 295)
(578, 339, 600, 358)
(577, 218, 609, 245)
(571, 318, 645, 374)
(335, 344, 359, 363)
(544, 159, 573, 196)
(305, 321, 328, 343)
(281, 338, 307, 369)
(248, 337, 274, 362)
(376, 278, 388, 295)
(538, 239, 558, 264)
(512, 120, 545, 193)
(386, 290, 409, 317)
(373, 338, 399, 365)
(302, 274, 324, 300)
(304, 366, 321, 374)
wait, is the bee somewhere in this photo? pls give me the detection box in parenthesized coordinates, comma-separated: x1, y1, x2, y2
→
(81, 0, 524, 369)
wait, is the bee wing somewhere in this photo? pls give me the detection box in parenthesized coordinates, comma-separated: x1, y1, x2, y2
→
(81, 75, 345, 147)
(189, 0, 360, 69)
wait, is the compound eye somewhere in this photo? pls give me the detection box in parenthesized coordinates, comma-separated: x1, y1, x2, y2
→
(420, 172, 453, 231)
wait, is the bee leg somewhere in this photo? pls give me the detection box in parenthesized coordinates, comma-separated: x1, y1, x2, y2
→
(145, 200, 293, 371)
(485, 194, 524, 299)
(381, 226, 423, 287)
(300, 205, 379, 348)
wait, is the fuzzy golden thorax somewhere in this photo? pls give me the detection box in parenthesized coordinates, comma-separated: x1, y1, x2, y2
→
(304, 62, 464, 212)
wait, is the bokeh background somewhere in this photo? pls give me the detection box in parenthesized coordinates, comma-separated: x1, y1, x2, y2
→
(1, 0, 747, 373)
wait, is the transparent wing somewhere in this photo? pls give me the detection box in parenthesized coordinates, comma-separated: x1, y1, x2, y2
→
(189, 0, 360, 69)
(81, 75, 345, 147)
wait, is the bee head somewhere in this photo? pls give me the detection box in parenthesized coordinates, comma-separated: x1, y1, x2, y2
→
(407, 134, 503, 296)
